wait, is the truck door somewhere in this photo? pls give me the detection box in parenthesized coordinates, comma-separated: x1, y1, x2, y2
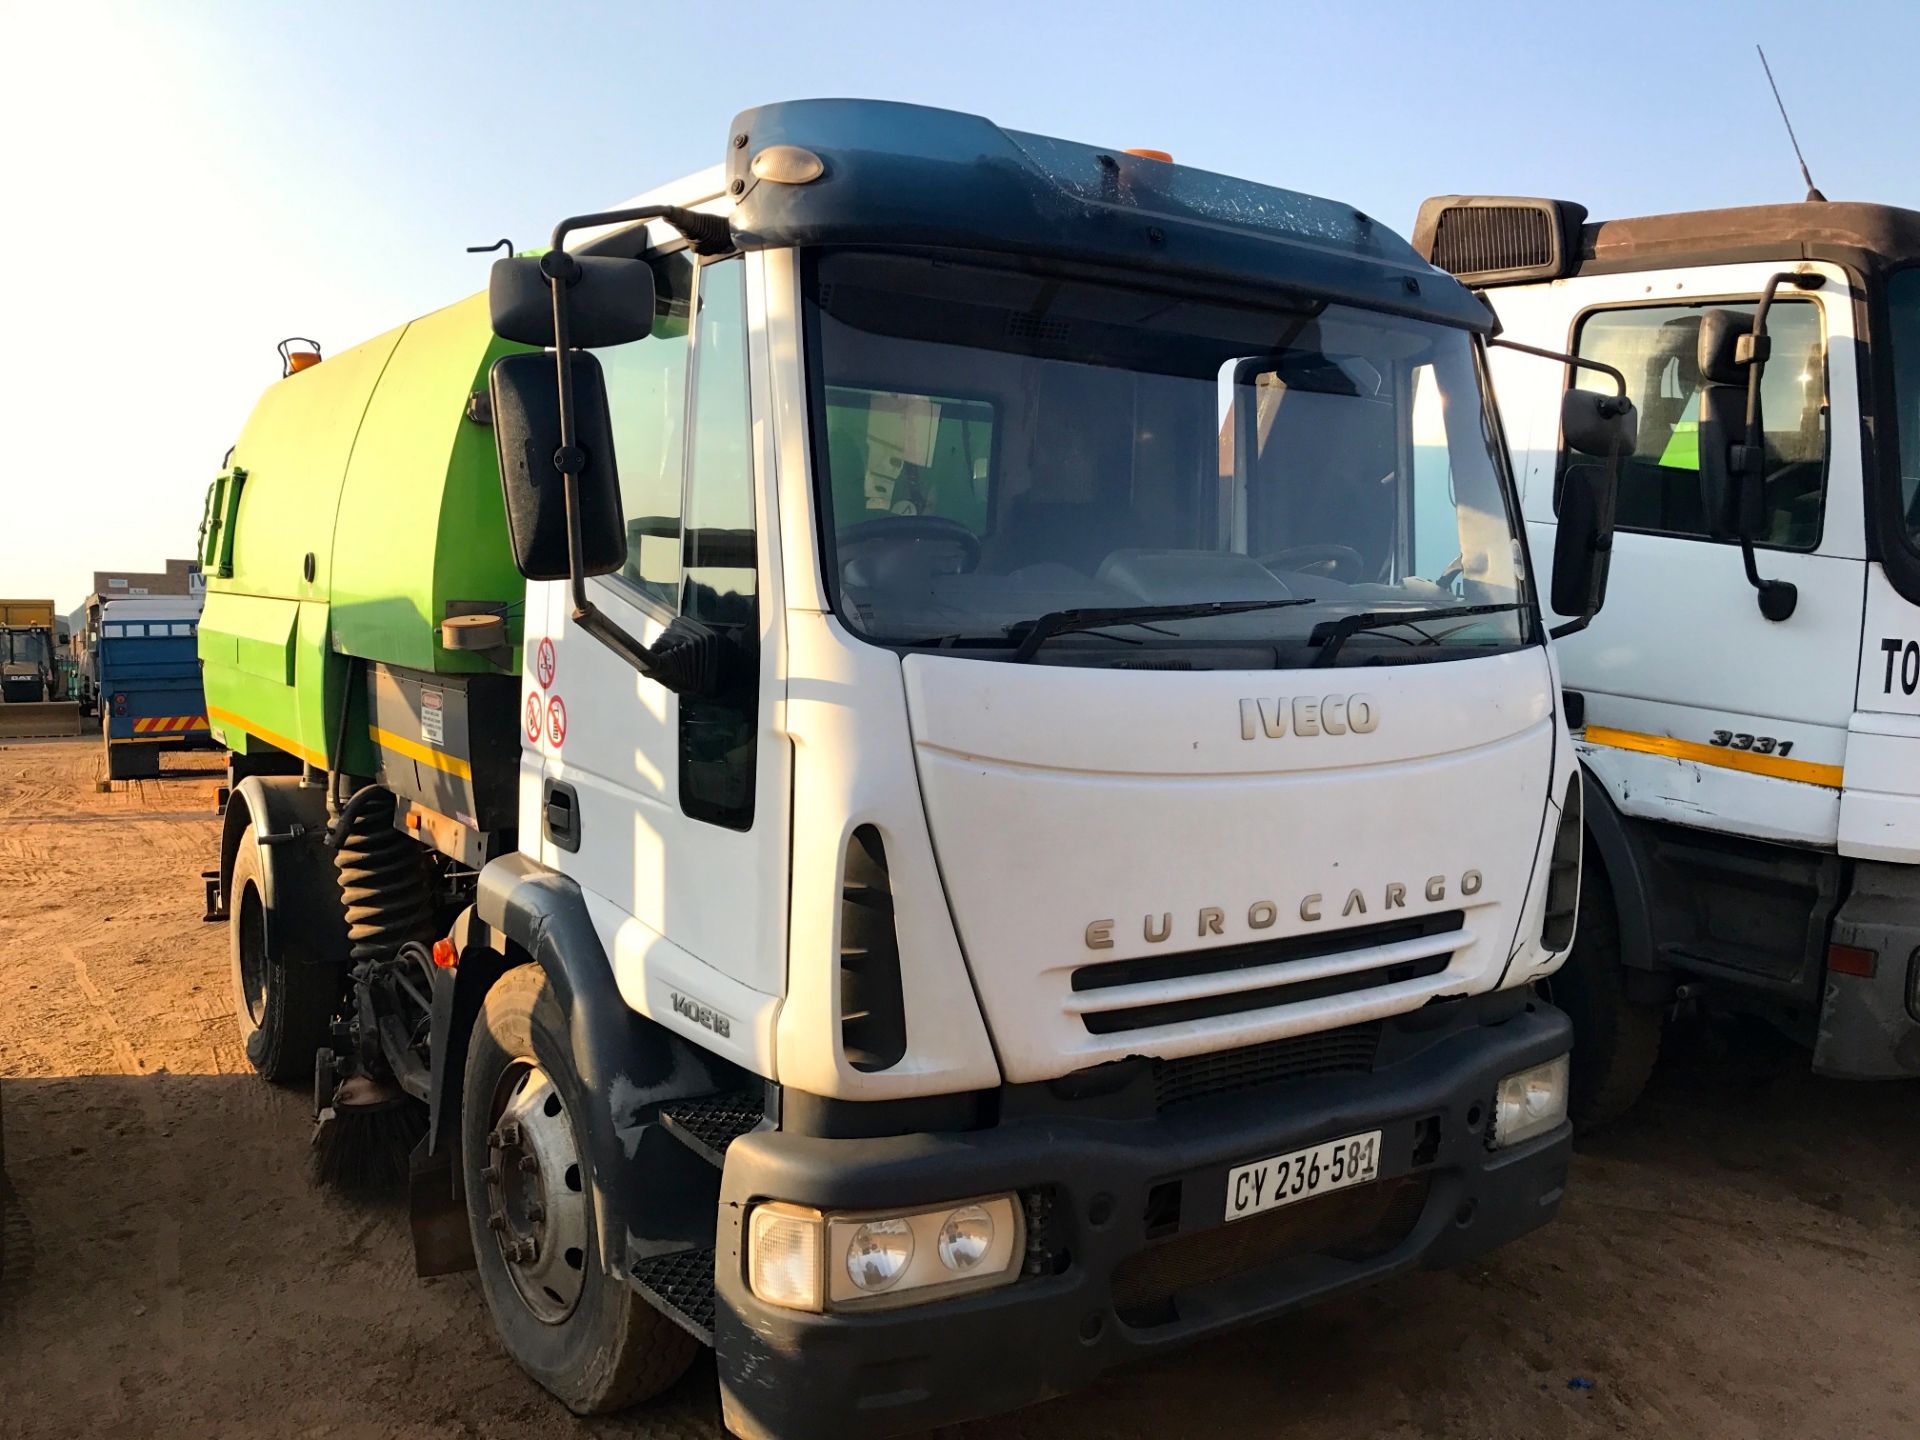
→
(526, 248, 787, 1074)
(1501, 262, 1866, 845)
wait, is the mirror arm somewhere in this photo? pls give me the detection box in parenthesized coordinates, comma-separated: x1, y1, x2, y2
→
(1548, 616, 1591, 640)
(1729, 272, 1822, 623)
(550, 204, 734, 258)
(1488, 337, 1627, 398)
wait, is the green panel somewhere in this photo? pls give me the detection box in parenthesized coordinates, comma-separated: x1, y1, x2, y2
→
(203, 591, 298, 683)
(331, 291, 530, 672)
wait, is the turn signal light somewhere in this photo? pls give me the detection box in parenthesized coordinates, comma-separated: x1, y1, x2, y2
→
(431, 938, 458, 969)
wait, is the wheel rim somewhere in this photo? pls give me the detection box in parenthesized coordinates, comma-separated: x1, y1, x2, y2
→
(236, 882, 268, 1027)
(484, 1059, 590, 1324)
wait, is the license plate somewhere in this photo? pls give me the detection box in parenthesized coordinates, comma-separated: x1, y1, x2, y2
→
(1224, 1130, 1381, 1222)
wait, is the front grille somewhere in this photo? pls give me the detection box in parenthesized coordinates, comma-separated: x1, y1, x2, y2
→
(1151, 1023, 1381, 1111)
(1072, 911, 1464, 1035)
(1429, 204, 1555, 278)
(1111, 1173, 1431, 1328)
(1006, 312, 1072, 341)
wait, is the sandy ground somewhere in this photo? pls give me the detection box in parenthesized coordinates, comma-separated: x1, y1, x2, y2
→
(0, 734, 1915, 1439)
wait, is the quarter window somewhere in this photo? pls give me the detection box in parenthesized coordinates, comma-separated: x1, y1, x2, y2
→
(678, 257, 759, 831)
(1888, 269, 1920, 548)
(599, 249, 695, 610)
(1569, 299, 1827, 549)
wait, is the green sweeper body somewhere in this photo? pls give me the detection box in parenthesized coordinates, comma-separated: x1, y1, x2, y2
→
(197, 292, 529, 775)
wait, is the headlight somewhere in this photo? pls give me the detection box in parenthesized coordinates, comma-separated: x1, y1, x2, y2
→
(1491, 1055, 1570, 1148)
(746, 1194, 1023, 1312)
(845, 1217, 915, 1293)
(936, 1204, 995, 1272)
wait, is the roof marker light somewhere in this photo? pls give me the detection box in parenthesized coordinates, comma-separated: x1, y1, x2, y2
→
(1124, 148, 1173, 162)
(751, 145, 826, 185)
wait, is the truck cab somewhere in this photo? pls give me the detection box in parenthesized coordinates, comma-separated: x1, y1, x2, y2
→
(1418, 195, 1920, 1117)
(96, 595, 212, 778)
(206, 103, 1610, 1440)
(0, 600, 55, 704)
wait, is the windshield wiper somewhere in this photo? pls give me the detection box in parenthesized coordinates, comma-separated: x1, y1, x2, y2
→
(1008, 598, 1314, 663)
(1308, 602, 1521, 669)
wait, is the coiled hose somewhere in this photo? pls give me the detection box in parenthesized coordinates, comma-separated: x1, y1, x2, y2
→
(331, 787, 437, 963)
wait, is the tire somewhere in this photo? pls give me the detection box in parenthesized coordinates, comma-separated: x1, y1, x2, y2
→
(1550, 853, 1663, 1130)
(462, 965, 698, 1414)
(229, 822, 347, 1083)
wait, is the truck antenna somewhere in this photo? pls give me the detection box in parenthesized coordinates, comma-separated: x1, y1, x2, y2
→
(1756, 45, 1826, 203)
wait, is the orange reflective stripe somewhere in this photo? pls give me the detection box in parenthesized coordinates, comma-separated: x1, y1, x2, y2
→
(1582, 725, 1844, 789)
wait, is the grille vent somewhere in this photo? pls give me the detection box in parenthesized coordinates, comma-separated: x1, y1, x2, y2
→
(1151, 1023, 1381, 1111)
(1432, 206, 1553, 276)
(840, 825, 908, 1072)
(1411, 195, 1585, 286)
(1007, 312, 1072, 341)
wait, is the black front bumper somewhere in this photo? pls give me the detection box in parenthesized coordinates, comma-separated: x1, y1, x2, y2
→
(713, 993, 1571, 1440)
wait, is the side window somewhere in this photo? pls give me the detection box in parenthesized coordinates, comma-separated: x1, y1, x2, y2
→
(679, 257, 759, 830)
(823, 387, 995, 533)
(1570, 299, 1828, 549)
(1888, 269, 1920, 546)
(599, 250, 695, 610)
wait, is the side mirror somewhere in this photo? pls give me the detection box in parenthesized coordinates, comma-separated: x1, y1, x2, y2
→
(1561, 388, 1637, 458)
(488, 350, 626, 581)
(1551, 461, 1616, 630)
(489, 254, 657, 349)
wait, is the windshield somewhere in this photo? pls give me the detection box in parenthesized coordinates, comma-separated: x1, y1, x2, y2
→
(804, 251, 1531, 668)
(3, 630, 49, 667)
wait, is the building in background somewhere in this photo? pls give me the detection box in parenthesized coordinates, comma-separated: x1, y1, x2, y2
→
(93, 557, 202, 599)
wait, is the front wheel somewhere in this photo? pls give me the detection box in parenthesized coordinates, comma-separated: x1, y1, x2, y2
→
(229, 822, 346, 1082)
(1548, 855, 1663, 1130)
(462, 965, 697, 1414)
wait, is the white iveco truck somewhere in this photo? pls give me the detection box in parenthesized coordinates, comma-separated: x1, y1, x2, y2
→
(208, 101, 1630, 1439)
(1416, 194, 1920, 1122)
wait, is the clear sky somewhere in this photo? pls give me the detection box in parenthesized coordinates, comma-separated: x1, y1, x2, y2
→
(3, 0, 1915, 612)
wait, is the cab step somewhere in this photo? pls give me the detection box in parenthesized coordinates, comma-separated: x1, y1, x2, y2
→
(657, 1092, 768, 1168)
(630, 1246, 716, 1345)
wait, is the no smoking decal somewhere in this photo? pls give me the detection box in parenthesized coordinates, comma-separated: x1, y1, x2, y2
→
(524, 692, 543, 744)
(535, 636, 557, 689)
(546, 695, 567, 748)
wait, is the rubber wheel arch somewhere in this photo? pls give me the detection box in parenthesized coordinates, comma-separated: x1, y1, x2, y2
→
(461, 964, 698, 1415)
(1553, 851, 1664, 1130)
(229, 822, 347, 1084)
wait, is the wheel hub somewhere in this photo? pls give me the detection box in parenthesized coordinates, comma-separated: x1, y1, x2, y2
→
(484, 1060, 590, 1323)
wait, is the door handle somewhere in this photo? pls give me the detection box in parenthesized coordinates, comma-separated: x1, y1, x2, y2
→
(544, 780, 580, 852)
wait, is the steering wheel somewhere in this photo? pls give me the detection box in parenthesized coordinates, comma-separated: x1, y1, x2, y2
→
(837, 514, 982, 576)
(1259, 543, 1367, 584)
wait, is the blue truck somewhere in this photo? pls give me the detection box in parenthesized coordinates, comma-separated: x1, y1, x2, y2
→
(97, 596, 212, 779)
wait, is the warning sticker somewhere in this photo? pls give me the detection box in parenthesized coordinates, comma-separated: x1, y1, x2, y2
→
(420, 688, 445, 748)
(535, 637, 557, 689)
(524, 692, 543, 744)
(546, 695, 567, 748)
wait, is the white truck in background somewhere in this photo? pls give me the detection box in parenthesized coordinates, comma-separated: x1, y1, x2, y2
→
(1418, 194, 1920, 1122)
